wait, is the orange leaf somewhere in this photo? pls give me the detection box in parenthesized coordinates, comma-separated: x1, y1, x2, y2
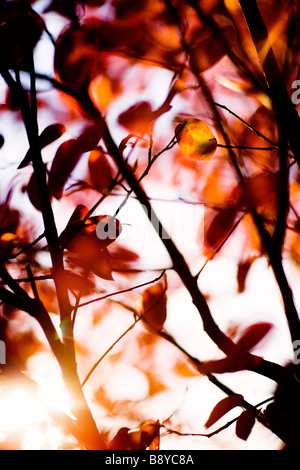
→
(142, 281, 167, 330)
(243, 172, 279, 218)
(118, 101, 154, 134)
(175, 119, 217, 161)
(88, 149, 114, 192)
(205, 394, 244, 428)
(235, 407, 257, 441)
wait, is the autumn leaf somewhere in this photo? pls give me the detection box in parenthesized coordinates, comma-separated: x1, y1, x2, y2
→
(18, 123, 67, 169)
(189, 28, 228, 74)
(0, 5, 43, 68)
(237, 258, 255, 293)
(175, 119, 217, 161)
(205, 394, 244, 428)
(235, 407, 257, 441)
(26, 171, 50, 212)
(243, 172, 279, 218)
(108, 421, 160, 450)
(56, 270, 94, 295)
(236, 322, 273, 352)
(141, 281, 167, 330)
(88, 149, 114, 192)
(48, 123, 104, 199)
(204, 207, 238, 253)
(118, 101, 154, 134)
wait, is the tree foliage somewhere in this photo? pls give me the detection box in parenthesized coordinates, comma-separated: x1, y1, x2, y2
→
(0, 0, 300, 450)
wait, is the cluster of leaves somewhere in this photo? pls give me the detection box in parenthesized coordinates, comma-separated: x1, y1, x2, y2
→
(0, 0, 300, 451)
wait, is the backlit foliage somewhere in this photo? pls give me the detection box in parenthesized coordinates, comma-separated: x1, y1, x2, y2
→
(0, 0, 300, 450)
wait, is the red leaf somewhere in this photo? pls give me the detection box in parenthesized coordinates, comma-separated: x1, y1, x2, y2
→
(109, 245, 139, 271)
(90, 246, 114, 281)
(205, 394, 244, 428)
(235, 407, 257, 441)
(48, 123, 104, 199)
(204, 208, 238, 252)
(236, 322, 273, 352)
(237, 258, 254, 293)
(18, 123, 67, 169)
(142, 280, 167, 330)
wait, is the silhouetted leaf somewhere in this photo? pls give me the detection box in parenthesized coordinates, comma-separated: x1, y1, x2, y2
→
(18, 123, 66, 169)
(48, 123, 104, 199)
(236, 322, 273, 352)
(205, 394, 244, 428)
(0, 4, 43, 68)
(109, 420, 160, 450)
(26, 171, 51, 212)
(235, 407, 257, 441)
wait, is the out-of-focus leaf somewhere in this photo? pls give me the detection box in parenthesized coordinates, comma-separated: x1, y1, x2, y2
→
(237, 258, 255, 293)
(204, 208, 238, 252)
(243, 172, 279, 218)
(88, 149, 114, 192)
(118, 101, 154, 134)
(109, 245, 139, 272)
(175, 119, 217, 161)
(189, 25, 236, 74)
(18, 124, 66, 169)
(236, 322, 273, 352)
(48, 123, 104, 199)
(56, 270, 94, 294)
(54, 20, 104, 91)
(205, 394, 244, 428)
(235, 407, 257, 441)
(89, 246, 114, 281)
(0, 4, 43, 68)
(173, 358, 199, 378)
(141, 281, 167, 330)
(0, 196, 19, 237)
